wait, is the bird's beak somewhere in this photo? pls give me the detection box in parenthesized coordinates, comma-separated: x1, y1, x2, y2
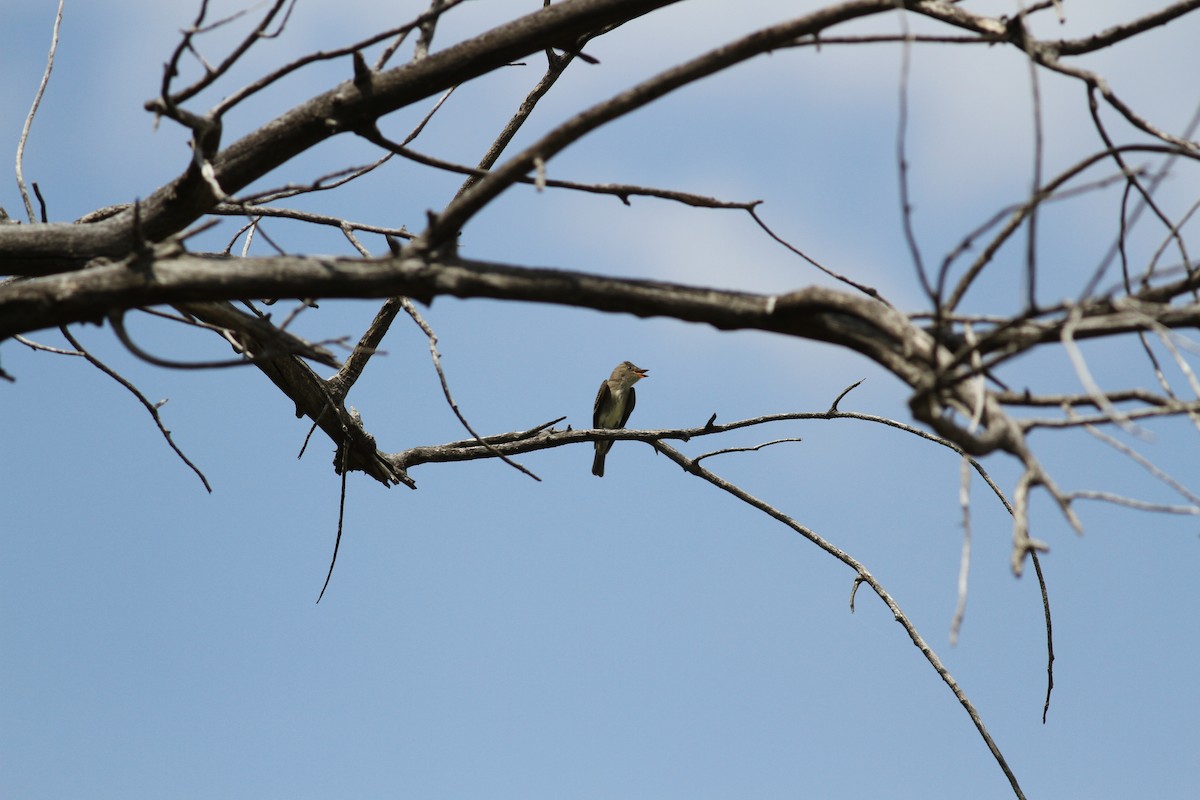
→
(636, 369, 649, 378)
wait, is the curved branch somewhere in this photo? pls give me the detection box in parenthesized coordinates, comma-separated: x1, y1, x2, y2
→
(59, 325, 212, 492)
(650, 440, 1028, 799)
(16, 0, 65, 223)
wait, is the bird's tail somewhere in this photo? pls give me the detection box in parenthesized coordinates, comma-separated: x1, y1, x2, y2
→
(592, 443, 609, 477)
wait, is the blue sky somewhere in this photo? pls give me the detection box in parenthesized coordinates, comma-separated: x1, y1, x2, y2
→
(3, 2, 1200, 798)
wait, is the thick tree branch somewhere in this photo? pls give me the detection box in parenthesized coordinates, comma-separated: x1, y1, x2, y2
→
(0, 251, 933, 372)
(11, 249, 1200, 368)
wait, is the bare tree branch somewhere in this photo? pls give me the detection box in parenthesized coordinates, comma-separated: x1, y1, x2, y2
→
(58, 325, 212, 492)
(15, 0, 65, 223)
(650, 439, 1028, 800)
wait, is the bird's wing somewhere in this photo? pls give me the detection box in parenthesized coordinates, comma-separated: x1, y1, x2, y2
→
(593, 380, 611, 428)
(618, 385, 637, 429)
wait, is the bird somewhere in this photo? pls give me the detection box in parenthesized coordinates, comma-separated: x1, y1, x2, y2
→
(592, 361, 649, 477)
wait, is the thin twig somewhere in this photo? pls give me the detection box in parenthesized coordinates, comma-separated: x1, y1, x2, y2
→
(893, 7, 933, 301)
(14, 334, 81, 355)
(59, 326, 211, 492)
(694, 437, 803, 462)
(402, 300, 541, 481)
(1066, 491, 1200, 514)
(1013, 4, 1046, 310)
(16, 0, 65, 223)
(1060, 304, 1144, 437)
(747, 208, 891, 305)
(1021, 400, 1200, 430)
(364, 130, 758, 210)
(950, 455, 972, 646)
(232, 154, 396, 205)
(213, 203, 411, 240)
(316, 436, 351, 603)
(1029, 549, 1054, 723)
